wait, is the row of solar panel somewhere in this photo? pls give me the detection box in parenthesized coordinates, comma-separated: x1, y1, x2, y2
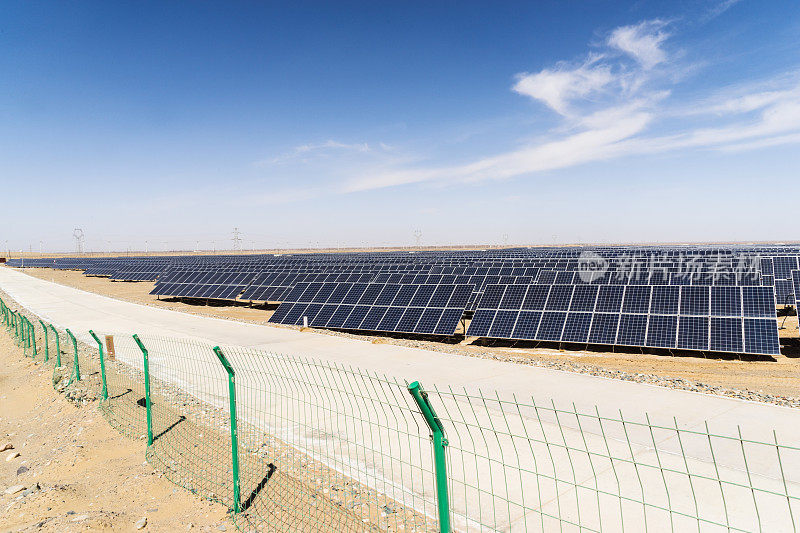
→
(275, 282, 474, 309)
(374, 269, 763, 286)
(466, 311, 780, 355)
(154, 271, 257, 286)
(473, 284, 777, 318)
(149, 283, 247, 300)
(111, 270, 164, 281)
(269, 302, 464, 336)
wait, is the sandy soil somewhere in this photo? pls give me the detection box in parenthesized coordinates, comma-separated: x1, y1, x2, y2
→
(15, 267, 800, 399)
(0, 333, 230, 532)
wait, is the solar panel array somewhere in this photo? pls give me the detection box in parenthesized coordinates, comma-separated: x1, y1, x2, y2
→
(773, 256, 799, 306)
(269, 282, 472, 336)
(467, 284, 781, 355)
(6, 245, 797, 354)
(150, 270, 257, 300)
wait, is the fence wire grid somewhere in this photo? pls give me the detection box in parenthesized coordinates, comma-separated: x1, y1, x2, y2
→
(1, 294, 799, 533)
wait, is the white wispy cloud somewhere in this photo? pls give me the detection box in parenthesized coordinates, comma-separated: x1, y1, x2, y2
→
(607, 20, 670, 69)
(256, 16, 799, 202)
(512, 56, 613, 116)
(260, 139, 375, 165)
(336, 18, 800, 195)
(706, 0, 743, 19)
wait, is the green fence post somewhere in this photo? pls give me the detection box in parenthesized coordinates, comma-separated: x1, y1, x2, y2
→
(212, 346, 241, 514)
(29, 319, 37, 358)
(132, 334, 153, 446)
(407, 381, 451, 533)
(49, 324, 61, 366)
(65, 328, 80, 382)
(39, 320, 49, 362)
(18, 314, 24, 349)
(88, 330, 108, 401)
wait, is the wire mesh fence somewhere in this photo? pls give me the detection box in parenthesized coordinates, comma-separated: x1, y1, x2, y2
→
(1, 293, 799, 532)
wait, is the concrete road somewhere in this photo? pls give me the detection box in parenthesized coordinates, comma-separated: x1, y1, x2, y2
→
(2, 266, 798, 531)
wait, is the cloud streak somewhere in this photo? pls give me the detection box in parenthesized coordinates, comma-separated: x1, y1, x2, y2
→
(266, 16, 800, 203)
(337, 18, 800, 194)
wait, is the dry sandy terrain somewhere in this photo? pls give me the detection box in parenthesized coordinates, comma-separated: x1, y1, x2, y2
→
(17, 267, 800, 399)
(0, 332, 230, 532)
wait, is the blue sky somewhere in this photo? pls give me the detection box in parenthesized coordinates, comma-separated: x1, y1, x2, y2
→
(2, 1, 799, 252)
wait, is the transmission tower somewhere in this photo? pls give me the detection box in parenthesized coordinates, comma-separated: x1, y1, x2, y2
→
(413, 229, 422, 247)
(73, 228, 85, 254)
(232, 227, 243, 252)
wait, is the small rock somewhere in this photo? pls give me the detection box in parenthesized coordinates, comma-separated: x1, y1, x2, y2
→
(4, 484, 26, 495)
(16, 466, 29, 475)
(5, 451, 20, 462)
(71, 514, 89, 522)
(216, 525, 227, 531)
(0, 442, 12, 452)
(136, 517, 147, 529)
(186, 524, 194, 530)
(21, 483, 40, 497)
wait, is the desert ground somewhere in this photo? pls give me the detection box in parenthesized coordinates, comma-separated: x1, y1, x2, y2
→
(18, 267, 800, 401)
(0, 331, 230, 532)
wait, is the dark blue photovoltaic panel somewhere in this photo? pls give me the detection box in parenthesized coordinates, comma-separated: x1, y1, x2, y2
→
(743, 318, 781, 355)
(284, 303, 309, 325)
(570, 285, 599, 312)
(392, 285, 418, 307)
(678, 316, 709, 351)
(617, 314, 647, 346)
(374, 285, 401, 306)
(326, 305, 355, 328)
(536, 270, 557, 284)
(488, 310, 518, 338)
(710, 317, 742, 353)
(397, 307, 425, 332)
(537, 312, 566, 341)
(562, 313, 592, 343)
(680, 286, 710, 316)
(545, 285, 574, 311)
(409, 285, 436, 307)
(415, 308, 444, 334)
(269, 302, 293, 323)
(511, 311, 541, 340)
(499, 285, 526, 310)
(434, 308, 465, 336)
(522, 285, 551, 310)
(775, 280, 794, 305)
(467, 310, 495, 337)
(311, 304, 337, 327)
(297, 303, 323, 325)
(711, 286, 741, 317)
(342, 284, 368, 304)
(448, 285, 474, 308)
(742, 287, 777, 317)
(589, 313, 619, 344)
(650, 286, 679, 315)
(793, 271, 800, 305)
(341, 306, 368, 329)
(360, 306, 389, 330)
(357, 284, 384, 306)
(326, 283, 354, 304)
(428, 285, 456, 307)
(646, 315, 677, 348)
(376, 307, 405, 331)
(595, 285, 625, 313)
(622, 286, 651, 314)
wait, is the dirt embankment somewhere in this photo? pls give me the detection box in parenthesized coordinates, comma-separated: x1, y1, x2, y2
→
(0, 332, 229, 532)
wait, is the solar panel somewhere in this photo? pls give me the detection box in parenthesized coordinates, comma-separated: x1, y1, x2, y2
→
(269, 282, 471, 336)
(467, 283, 780, 355)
